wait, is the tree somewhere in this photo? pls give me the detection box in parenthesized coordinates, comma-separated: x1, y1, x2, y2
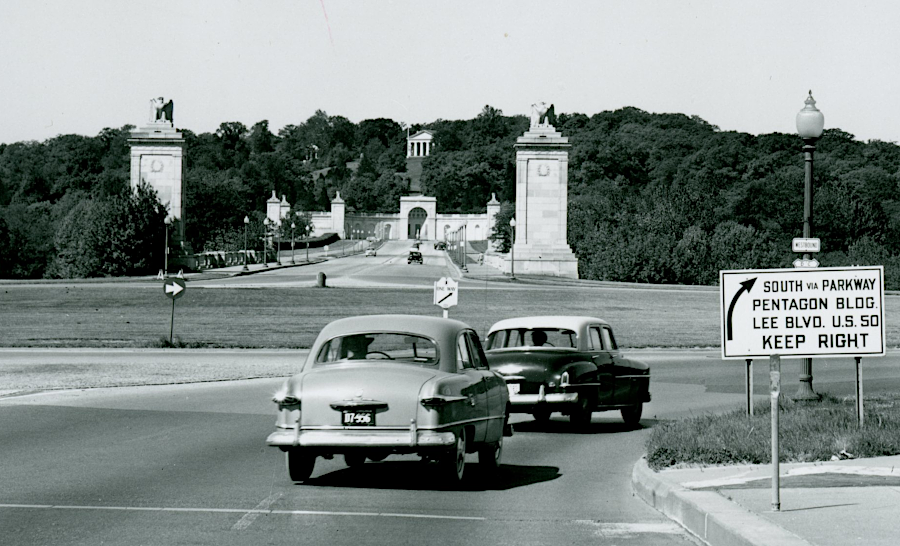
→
(488, 201, 515, 253)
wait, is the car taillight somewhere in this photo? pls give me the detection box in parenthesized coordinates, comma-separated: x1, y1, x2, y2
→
(560, 371, 570, 387)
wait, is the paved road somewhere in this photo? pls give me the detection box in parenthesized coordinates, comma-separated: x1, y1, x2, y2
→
(1, 376, 710, 546)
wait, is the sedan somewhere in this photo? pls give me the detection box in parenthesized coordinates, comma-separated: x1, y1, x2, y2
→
(267, 314, 510, 484)
(484, 316, 650, 427)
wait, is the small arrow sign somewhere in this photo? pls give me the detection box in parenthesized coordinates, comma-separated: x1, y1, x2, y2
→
(433, 277, 458, 309)
(163, 278, 186, 300)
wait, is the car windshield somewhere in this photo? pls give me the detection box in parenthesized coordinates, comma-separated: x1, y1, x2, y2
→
(485, 328, 577, 350)
(314, 333, 438, 366)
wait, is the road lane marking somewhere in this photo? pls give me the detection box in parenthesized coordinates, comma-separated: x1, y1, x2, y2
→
(231, 493, 282, 530)
(0, 503, 485, 521)
(574, 521, 684, 536)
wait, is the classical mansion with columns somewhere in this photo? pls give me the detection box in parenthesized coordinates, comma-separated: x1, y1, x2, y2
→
(266, 129, 501, 242)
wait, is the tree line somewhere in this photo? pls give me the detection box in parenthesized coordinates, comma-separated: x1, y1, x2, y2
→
(2, 106, 900, 287)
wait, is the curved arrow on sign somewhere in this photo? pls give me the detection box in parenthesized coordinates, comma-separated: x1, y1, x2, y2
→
(726, 277, 757, 341)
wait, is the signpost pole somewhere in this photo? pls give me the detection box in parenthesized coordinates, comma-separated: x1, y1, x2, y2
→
(856, 356, 864, 428)
(770, 355, 781, 512)
(746, 358, 754, 416)
(443, 309, 448, 319)
(169, 298, 176, 345)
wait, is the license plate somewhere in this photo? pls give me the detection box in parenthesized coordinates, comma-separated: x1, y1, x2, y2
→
(342, 410, 375, 426)
(507, 383, 521, 396)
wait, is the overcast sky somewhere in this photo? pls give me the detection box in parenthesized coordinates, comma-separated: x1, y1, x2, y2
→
(2, 0, 898, 144)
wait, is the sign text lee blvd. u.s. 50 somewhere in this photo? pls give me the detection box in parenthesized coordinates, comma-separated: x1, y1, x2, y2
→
(720, 266, 884, 359)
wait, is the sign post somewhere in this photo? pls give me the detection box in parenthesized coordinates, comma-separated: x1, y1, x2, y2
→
(433, 277, 459, 318)
(163, 277, 186, 345)
(721, 266, 886, 511)
(770, 355, 781, 512)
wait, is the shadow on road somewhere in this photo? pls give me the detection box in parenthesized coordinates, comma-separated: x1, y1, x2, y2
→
(510, 417, 648, 434)
(302, 461, 561, 491)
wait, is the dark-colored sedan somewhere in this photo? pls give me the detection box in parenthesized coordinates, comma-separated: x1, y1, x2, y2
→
(408, 250, 423, 264)
(484, 316, 650, 427)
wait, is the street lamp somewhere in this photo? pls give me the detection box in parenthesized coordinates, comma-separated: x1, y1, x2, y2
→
(275, 222, 281, 265)
(242, 216, 249, 272)
(509, 217, 516, 280)
(291, 222, 296, 264)
(794, 90, 825, 402)
(163, 216, 172, 277)
(263, 218, 271, 267)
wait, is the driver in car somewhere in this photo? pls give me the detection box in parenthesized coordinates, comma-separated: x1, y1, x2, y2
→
(342, 336, 374, 360)
(530, 330, 550, 347)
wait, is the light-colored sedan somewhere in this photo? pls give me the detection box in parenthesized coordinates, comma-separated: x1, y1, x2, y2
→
(485, 316, 650, 427)
(267, 314, 510, 484)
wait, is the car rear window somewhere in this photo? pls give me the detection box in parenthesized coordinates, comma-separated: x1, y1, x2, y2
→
(485, 328, 577, 350)
(314, 333, 438, 366)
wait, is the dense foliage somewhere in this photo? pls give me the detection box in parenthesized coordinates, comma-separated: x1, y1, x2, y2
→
(3, 106, 900, 284)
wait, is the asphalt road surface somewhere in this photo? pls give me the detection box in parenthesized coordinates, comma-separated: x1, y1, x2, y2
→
(2, 377, 708, 546)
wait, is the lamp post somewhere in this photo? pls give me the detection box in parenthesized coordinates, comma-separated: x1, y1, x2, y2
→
(794, 90, 825, 402)
(242, 216, 249, 272)
(291, 222, 296, 264)
(163, 216, 172, 277)
(263, 218, 271, 267)
(275, 222, 281, 265)
(509, 217, 516, 280)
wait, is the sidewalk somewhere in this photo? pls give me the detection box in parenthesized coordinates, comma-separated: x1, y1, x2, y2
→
(632, 455, 900, 546)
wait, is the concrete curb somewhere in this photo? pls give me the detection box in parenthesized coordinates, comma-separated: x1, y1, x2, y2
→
(631, 458, 814, 546)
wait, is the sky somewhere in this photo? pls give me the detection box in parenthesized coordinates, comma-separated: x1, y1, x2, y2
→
(2, 0, 899, 145)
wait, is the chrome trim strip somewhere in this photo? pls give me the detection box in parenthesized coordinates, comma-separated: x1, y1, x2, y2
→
(509, 392, 578, 405)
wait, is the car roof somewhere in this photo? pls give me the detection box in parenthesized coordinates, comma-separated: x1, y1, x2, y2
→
(308, 315, 473, 372)
(487, 316, 608, 334)
(316, 314, 471, 341)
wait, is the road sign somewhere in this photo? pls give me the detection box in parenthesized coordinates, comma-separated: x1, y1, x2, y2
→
(163, 278, 186, 300)
(793, 258, 819, 268)
(792, 238, 821, 253)
(720, 266, 884, 359)
(433, 277, 459, 309)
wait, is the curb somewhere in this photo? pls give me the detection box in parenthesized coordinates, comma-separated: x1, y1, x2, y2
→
(631, 458, 814, 546)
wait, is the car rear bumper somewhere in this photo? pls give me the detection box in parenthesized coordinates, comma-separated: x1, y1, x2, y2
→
(266, 428, 456, 449)
(508, 391, 578, 407)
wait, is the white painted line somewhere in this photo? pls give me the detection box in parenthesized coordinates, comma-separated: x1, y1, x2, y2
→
(0, 503, 486, 521)
(573, 521, 684, 536)
(231, 493, 282, 530)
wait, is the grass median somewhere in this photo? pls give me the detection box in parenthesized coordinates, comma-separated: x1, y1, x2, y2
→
(646, 393, 900, 469)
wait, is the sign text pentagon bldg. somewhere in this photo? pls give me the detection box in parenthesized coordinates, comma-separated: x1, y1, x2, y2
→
(720, 266, 884, 359)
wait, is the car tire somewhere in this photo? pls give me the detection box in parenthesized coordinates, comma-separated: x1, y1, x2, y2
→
(285, 449, 316, 482)
(344, 452, 366, 467)
(621, 404, 643, 427)
(478, 437, 502, 472)
(367, 451, 389, 462)
(441, 431, 466, 485)
(569, 393, 594, 427)
(532, 407, 551, 422)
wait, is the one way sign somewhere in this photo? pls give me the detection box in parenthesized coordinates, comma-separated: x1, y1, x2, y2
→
(163, 278, 187, 300)
(433, 277, 458, 309)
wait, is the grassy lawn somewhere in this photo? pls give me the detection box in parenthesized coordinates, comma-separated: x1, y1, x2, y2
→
(646, 393, 900, 469)
(0, 283, 726, 348)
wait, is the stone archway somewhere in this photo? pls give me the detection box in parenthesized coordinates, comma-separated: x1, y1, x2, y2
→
(408, 207, 427, 239)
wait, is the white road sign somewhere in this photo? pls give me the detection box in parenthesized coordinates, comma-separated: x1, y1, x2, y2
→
(792, 238, 821, 253)
(433, 277, 459, 309)
(720, 266, 884, 359)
